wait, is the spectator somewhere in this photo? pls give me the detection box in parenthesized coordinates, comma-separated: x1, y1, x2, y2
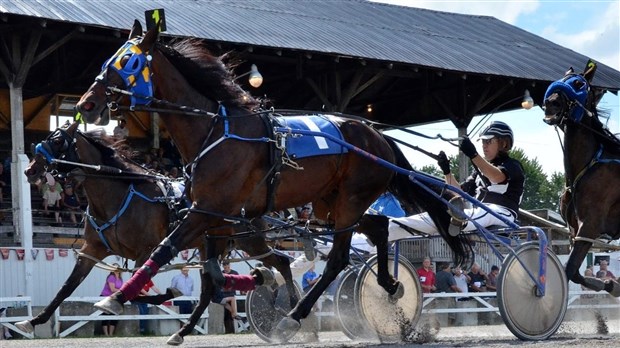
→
(435, 263, 459, 293)
(42, 179, 62, 224)
(221, 261, 241, 320)
(0, 307, 12, 340)
(302, 264, 320, 293)
(169, 167, 180, 179)
(453, 266, 470, 301)
(113, 117, 129, 139)
(136, 279, 162, 335)
(598, 260, 615, 280)
(100, 264, 123, 336)
(486, 265, 500, 291)
(417, 257, 436, 293)
(170, 267, 194, 315)
(61, 183, 82, 225)
(467, 263, 488, 292)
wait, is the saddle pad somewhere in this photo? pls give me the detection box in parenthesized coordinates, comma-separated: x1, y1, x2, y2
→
(275, 115, 348, 159)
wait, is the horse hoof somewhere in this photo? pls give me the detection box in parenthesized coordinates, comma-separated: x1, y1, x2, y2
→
(15, 320, 34, 333)
(389, 281, 405, 302)
(274, 316, 300, 342)
(608, 280, 620, 297)
(583, 276, 605, 292)
(94, 297, 124, 315)
(251, 266, 275, 287)
(166, 333, 184, 346)
(166, 287, 183, 298)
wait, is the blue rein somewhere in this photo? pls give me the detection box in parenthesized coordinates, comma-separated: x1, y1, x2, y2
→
(86, 183, 161, 252)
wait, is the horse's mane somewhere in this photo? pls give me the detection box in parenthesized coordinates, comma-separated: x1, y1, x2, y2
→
(157, 39, 259, 109)
(81, 130, 148, 174)
(590, 108, 620, 155)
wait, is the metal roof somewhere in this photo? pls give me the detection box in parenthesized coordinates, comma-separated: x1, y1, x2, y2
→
(2, 0, 619, 91)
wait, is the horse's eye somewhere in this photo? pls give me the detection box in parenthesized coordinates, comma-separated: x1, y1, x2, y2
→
(572, 79, 584, 90)
(120, 55, 131, 68)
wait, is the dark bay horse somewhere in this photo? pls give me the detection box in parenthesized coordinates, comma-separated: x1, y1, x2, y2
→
(543, 60, 620, 296)
(75, 20, 467, 340)
(19, 123, 290, 343)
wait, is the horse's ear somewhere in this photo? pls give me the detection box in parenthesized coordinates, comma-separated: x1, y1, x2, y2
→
(129, 19, 143, 39)
(565, 67, 574, 76)
(137, 24, 160, 52)
(583, 59, 597, 83)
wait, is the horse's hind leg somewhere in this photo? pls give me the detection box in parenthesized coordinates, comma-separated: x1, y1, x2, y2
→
(565, 240, 606, 290)
(357, 214, 400, 295)
(15, 246, 101, 332)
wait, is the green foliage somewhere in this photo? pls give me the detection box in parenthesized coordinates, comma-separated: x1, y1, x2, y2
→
(510, 148, 564, 211)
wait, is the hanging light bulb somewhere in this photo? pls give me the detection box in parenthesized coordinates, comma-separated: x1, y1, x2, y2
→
(248, 64, 263, 88)
(521, 89, 534, 110)
(367, 104, 373, 113)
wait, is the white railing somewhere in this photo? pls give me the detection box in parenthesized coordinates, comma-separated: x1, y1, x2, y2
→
(0, 296, 34, 339)
(53, 296, 210, 338)
(422, 290, 620, 314)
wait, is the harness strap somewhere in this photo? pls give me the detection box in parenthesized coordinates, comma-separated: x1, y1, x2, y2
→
(87, 183, 160, 252)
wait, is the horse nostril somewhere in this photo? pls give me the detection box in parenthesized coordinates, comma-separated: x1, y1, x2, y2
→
(80, 101, 95, 112)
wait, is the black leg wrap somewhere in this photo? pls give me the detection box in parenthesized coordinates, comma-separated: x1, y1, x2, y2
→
(203, 258, 225, 287)
(151, 243, 177, 266)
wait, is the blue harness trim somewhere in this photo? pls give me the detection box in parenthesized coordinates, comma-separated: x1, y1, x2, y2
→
(220, 105, 271, 143)
(87, 183, 160, 251)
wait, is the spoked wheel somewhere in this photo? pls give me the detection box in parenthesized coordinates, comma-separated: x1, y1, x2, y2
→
(354, 255, 422, 341)
(245, 281, 305, 343)
(497, 242, 568, 340)
(335, 268, 373, 340)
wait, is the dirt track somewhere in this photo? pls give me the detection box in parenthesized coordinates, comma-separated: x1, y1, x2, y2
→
(2, 321, 619, 348)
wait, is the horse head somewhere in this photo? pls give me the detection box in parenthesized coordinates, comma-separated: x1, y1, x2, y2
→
(543, 60, 603, 127)
(77, 20, 159, 125)
(24, 122, 81, 184)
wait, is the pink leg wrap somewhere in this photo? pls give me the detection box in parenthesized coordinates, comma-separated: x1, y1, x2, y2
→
(119, 259, 161, 300)
(224, 274, 257, 292)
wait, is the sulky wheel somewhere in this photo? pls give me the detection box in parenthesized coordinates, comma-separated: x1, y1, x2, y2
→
(246, 280, 308, 343)
(497, 242, 568, 340)
(354, 255, 422, 341)
(334, 268, 373, 340)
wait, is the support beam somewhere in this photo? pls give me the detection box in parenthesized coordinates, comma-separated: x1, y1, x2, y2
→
(16, 29, 42, 85)
(338, 69, 364, 112)
(32, 28, 78, 66)
(305, 77, 334, 111)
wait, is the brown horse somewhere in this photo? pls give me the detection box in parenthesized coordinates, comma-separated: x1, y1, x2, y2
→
(19, 123, 291, 343)
(75, 20, 466, 340)
(543, 60, 620, 296)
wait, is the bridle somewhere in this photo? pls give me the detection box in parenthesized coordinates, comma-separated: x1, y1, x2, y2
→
(95, 37, 219, 118)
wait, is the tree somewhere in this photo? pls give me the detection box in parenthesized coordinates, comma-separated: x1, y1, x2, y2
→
(510, 148, 564, 211)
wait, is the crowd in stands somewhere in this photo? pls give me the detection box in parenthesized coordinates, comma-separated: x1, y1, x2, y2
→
(418, 257, 501, 299)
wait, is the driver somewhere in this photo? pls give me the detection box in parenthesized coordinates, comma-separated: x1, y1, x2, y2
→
(388, 121, 525, 240)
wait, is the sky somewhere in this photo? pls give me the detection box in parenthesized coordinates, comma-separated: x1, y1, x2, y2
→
(373, 0, 620, 176)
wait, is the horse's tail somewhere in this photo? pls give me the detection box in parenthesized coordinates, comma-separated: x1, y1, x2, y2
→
(383, 135, 473, 267)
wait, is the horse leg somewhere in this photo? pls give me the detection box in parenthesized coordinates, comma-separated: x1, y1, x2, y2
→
(564, 240, 607, 290)
(95, 214, 211, 314)
(276, 231, 352, 338)
(357, 214, 400, 296)
(167, 259, 212, 345)
(15, 245, 102, 333)
(169, 236, 228, 344)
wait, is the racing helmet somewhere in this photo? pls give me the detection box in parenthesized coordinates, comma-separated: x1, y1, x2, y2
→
(479, 121, 513, 149)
